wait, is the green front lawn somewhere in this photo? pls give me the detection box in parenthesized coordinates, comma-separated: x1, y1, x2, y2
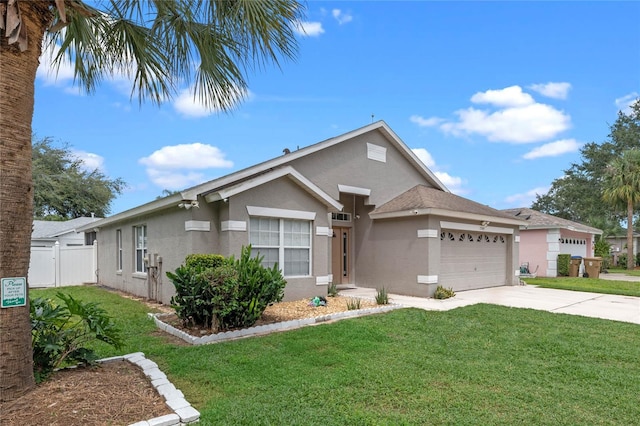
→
(524, 277, 640, 297)
(32, 286, 640, 425)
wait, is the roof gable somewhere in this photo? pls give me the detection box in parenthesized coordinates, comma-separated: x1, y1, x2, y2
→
(204, 166, 343, 211)
(84, 121, 449, 229)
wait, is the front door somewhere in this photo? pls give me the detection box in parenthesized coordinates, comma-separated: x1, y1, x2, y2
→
(331, 227, 351, 284)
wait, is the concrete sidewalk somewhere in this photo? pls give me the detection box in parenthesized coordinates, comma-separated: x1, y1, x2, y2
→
(339, 285, 640, 325)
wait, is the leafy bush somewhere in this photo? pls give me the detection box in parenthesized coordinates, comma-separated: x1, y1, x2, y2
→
(433, 285, 456, 299)
(185, 253, 226, 270)
(30, 292, 123, 383)
(557, 254, 571, 276)
(346, 298, 362, 310)
(168, 246, 286, 332)
(618, 253, 627, 269)
(327, 282, 338, 297)
(375, 287, 389, 305)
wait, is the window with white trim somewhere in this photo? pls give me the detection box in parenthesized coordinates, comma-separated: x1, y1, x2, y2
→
(249, 217, 311, 276)
(134, 225, 147, 273)
(116, 229, 123, 271)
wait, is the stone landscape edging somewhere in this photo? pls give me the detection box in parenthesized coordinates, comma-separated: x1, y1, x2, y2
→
(150, 303, 405, 346)
(94, 353, 200, 426)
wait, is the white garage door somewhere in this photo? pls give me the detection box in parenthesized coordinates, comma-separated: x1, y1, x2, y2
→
(439, 230, 507, 291)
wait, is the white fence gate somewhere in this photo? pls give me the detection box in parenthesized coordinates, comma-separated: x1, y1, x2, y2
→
(28, 241, 98, 288)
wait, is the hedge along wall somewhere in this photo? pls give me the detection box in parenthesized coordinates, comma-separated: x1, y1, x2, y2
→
(557, 254, 571, 277)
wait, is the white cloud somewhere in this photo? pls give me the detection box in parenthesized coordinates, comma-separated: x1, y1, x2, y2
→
(332, 9, 353, 25)
(173, 86, 249, 118)
(522, 139, 581, 160)
(140, 143, 233, 170)
(293, 21, 324, 37)
(504, 186, 550, 206)
(529, 82, 572, 99)
(145, 169, 206, 190)
(37, 42, 75, 85)
(72, 150, 105, 172)
(412, 148, 466, 194)
(443, 102, 571, 143)
(409, 115, 444, 127)
(615, 92, 639, 115)
(470, 85, 535, 107)
(414, 86, 572, 144)
(140, 143, 234, 189)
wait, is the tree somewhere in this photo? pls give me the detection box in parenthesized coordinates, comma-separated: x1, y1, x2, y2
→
(33, 136, 125, 219)
(0, 0, 303, 402)
(532, 101, 640, 225)
(602, 149, 640, 271)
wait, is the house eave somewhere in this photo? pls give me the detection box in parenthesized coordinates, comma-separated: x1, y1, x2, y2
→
(370, 208, 527, 226)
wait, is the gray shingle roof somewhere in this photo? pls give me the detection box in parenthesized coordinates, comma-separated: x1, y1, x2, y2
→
(372, 185, 520, 222)
(32, 217, 101, 239)
(501, 208, 602, 234)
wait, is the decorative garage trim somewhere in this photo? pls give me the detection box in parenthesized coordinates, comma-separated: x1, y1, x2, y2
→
(367, 143, 387, 163)
(316, 276, 331, 285)
(185, 220, 210, 232)
(337, 184, 371, 196)
(221, 221, 247, 232)
(246, 206, 316, 221)
(417, 229, 438, 238)
(417, 275, 438, 284)
(440, 220, 514, 235)
(316, 226, 332, 236)
(515, 235, 520, 243)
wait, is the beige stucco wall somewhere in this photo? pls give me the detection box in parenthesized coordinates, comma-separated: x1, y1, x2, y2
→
(289, 131, 433, 206)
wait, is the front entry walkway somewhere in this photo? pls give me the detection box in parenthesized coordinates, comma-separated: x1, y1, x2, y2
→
(339, 285, 640, 325)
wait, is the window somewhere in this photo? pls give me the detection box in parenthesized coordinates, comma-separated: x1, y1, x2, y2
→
(134, 225, 147, 273)
(116, 229, 123, 271)
(84, 231, 97, 246)
(250, 217, 311, 276)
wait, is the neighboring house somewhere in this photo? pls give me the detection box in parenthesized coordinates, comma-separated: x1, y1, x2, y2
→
(502, 208, 602, 277)
(31, 216, 101, 247)
(79, 121, 525, 304)
(29, 216, 101, 288)
(605, 230, 640, 266)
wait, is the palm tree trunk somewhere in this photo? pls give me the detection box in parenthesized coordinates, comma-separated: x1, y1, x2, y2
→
(0, 1, 52, 402)
(627, 200, 635, 271)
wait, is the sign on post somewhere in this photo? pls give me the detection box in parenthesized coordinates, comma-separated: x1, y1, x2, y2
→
(1, 277, 27, 308)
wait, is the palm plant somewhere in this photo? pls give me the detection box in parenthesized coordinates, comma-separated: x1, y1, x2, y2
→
(602, 149, 640, 271)
(0, 0, 303, 401)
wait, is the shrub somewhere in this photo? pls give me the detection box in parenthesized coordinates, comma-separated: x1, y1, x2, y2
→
(30, 292, 123, 383)
(346, 298, 362, 310)
(327, 282, 338, 297)
(375, 287, 389, 305)
(618, 253, 628, 269)
(185, 253, 226, 270)
(557, 254, 571, 276)
(168, 246, 286, 332)
(433, 285, 456, 299)
(166, 263, 221, 328)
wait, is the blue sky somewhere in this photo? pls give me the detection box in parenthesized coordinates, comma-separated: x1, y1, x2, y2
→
(33, 1, 640, 217)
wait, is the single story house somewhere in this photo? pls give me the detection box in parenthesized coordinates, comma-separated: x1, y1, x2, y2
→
(31, 216, 101, 247)
(502, 208, 602, 277)
(605, 230, 639, 266)
(80, 121, 525, 304)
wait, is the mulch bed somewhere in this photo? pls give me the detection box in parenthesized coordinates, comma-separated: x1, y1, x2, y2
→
(0, 360, 172, 426)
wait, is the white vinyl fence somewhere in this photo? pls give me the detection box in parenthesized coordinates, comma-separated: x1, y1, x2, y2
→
(28, 241, 97, 288)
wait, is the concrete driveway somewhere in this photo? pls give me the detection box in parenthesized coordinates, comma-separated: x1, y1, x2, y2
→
(339, 284, 640, 325)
